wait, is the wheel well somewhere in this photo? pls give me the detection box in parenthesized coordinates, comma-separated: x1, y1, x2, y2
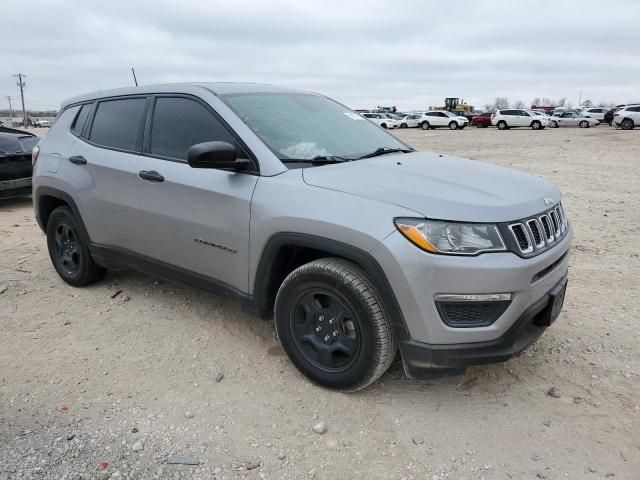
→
(38, 195, 68, 231)
(257, 245, 353, 319)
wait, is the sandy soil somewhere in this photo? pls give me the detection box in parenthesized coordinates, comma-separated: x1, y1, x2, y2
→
(1, 126, 638, 479)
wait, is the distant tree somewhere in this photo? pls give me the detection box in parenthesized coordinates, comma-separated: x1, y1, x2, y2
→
(484, 103, 492, 111)
(532, 97, 541, 106)
(514, 100, 525, 109)
(582, 99, 593, 107)
(541, 97, 552, 106)
(493, 97, 509, 109)
(557, 97, 567, 107)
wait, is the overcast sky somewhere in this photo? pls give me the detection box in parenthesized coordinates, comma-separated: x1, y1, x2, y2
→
(3, 0, 639, 111)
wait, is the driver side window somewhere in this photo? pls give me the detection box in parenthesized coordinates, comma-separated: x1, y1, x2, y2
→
(149, 97, 246, 161)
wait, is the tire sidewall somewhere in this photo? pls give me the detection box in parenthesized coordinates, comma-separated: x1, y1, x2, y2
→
(421, 121, 430, 130)
(275, 268, 382, 390)
(449, 121, 458, 130)
(46, 208, 92, 286)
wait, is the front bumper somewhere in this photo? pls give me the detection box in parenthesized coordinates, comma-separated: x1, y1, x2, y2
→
(370, 224, 572, 375)
(398, 276, 567, 376)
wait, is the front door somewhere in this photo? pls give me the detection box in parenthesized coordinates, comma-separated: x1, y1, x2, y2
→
(133, 95, 258, 293)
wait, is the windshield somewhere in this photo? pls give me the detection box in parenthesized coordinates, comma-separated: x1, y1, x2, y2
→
(220, 92, 407, 162)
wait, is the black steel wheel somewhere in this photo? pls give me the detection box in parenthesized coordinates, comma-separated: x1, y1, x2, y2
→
(289, 288, 361, 372)
(275, 258, 397, 391)
(46, 206, 106, 286)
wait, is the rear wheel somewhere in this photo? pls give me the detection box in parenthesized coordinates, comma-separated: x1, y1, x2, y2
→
(449, 121, 459, 130)
(46, 206, 106, 286)
(400, 123, 407, 128)
(421, 121, 430, 130)
(579, 120, 589, 128)
(274, 258, 397, 391)
(621, 118, 634, 130)
(551, 120, 559, 128)
(497, 121, 508, 130)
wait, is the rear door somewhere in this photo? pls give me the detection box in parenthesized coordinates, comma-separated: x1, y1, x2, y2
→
(133, 95, 258, 293)
(65, 96, 148, 252)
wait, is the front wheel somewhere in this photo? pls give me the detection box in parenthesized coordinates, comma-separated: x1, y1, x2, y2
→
(400, 123, 407, 128)
(531, 120, 541, 130)
(449, 121, 459, 130)
(380, 123, 388, 129)
(579, 120, 589, 128)
(46, 206, 106, 286)
(551, 120, 559, 128)
(274, 258, 397, 391)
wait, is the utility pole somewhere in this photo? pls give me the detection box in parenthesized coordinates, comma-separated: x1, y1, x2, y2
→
(5, 96, 15, 127)
(13, 73, 27, 127)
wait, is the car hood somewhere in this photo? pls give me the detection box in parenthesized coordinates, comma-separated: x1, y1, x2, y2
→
(302, 151, 561, 222)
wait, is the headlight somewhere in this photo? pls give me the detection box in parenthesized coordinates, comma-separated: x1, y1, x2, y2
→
(394, 218, 506, 255)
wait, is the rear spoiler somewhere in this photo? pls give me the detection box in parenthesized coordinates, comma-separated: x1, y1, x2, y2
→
(0, 126, 36, 136)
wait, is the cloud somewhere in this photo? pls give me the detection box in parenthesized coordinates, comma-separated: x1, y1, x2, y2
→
(2, 0, 639, 111)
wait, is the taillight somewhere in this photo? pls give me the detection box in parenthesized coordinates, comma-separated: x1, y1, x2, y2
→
(32, 145, 40, 166)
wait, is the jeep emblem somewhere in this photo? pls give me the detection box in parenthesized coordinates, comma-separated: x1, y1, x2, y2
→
(543, 197, 553, 206)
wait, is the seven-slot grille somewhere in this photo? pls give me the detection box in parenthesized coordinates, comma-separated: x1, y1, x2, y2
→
(508, 204, 568, 255)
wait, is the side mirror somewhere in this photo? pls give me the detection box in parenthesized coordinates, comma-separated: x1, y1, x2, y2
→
(187, 141, 249, 171)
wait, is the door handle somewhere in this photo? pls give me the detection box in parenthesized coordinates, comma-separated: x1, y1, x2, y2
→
(138, 170, 164, 182)
(68, 155, 87, 165)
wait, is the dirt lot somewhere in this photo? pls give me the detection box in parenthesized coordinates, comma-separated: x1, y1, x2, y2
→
(1, 126, 639, 480)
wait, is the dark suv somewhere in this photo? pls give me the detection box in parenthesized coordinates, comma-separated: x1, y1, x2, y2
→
(0, 127, 39, 199)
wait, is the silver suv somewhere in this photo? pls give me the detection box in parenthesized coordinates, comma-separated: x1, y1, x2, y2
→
(33, 83, 572, 391)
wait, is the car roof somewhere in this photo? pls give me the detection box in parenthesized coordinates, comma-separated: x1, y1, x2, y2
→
(61, 82, 311, 109)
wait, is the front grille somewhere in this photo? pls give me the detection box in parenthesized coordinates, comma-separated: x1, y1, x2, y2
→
(540, 215, 553, 241)
(509, 224, 532, 253)
(435, 300, 512, 328)
(506, 204, 568, 257)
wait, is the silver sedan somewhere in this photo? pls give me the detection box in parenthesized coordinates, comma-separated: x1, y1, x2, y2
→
(550, 112, 600, 128)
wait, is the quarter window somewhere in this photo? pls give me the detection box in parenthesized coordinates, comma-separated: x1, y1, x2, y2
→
(149, 97, 237, 161)
(89, 98, 147, 151)
(71, 104, 91, 137)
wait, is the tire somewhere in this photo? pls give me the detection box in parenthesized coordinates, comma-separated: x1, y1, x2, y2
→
(46, 206, 106, 287)
(621, 118, 634, 130)
(449, 121, 459, 130)
(421, 121, 430, 130)
(551, 121, 559, 128)
(274, 258, 397, 392)
(381, 123, 387, 129)
(579, 120, 589, 128)
(400, 123, 407, 128)
(531, 120, 541, 130)
(497, 121, 508, 130)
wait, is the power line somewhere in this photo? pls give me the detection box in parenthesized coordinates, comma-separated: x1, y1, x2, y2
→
(13, 73, 27, 127)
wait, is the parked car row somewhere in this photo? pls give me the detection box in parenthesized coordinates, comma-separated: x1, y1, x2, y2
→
(468, 105, 640, 131)
(363, 111, 469, 130)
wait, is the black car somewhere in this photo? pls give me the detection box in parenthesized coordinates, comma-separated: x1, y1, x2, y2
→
(0, 127, 39, 199)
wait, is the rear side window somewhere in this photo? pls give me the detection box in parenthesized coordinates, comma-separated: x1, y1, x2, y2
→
(628, 106, 640, 112)
(71, 104, 91, 137)
(89, 98, 147, 151)
(149, 97, 237, 161)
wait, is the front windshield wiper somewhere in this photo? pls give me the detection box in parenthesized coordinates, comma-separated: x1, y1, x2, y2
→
(356, 147, 413, 160)
(281, 155, 351, 165)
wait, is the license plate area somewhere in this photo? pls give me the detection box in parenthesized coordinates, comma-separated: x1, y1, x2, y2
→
(535, 278, 568, 326)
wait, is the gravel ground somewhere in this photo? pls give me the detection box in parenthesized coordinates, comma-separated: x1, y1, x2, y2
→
(1, 126, 638, 479)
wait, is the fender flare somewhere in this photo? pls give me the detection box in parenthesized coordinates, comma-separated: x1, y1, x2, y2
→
(252, 232, 408, 333)
(34, 186, 92, 244)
